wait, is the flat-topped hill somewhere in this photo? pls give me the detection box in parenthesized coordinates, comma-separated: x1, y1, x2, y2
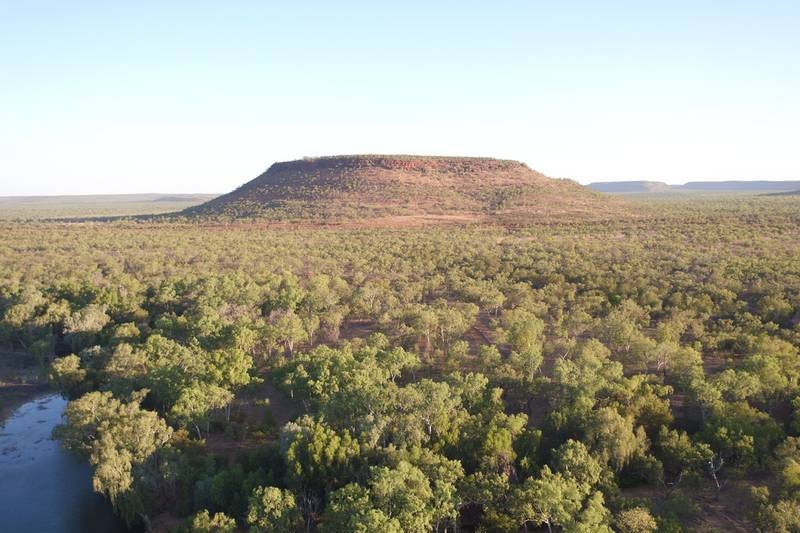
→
(185, 155, 623, 223)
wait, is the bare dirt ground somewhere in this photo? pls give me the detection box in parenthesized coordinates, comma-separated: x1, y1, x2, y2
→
(463, 311, 497, 350)
(203, 375, 304, 459)
(338, 318, 376, 341)
(622, 478, 759, 532)
(195, 213, 485, 231)
(147, 513, 182, 533)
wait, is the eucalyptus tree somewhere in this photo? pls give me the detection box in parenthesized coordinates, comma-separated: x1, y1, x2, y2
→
(54, 390, 172, 521)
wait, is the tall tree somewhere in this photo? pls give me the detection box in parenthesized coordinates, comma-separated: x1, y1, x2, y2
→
(55, 390, 172, 506)
(247, 486, 303, 533)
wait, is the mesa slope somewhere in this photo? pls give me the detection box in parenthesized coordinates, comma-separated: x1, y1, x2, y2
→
(184, 155, 624, 224)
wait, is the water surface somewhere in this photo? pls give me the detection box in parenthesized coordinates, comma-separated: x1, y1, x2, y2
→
(0, 394, 128, 533)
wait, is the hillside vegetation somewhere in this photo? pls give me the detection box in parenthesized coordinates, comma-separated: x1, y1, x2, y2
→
(184, 155, 624, 223)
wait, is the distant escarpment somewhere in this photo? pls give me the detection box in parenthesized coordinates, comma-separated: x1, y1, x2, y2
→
(589, 180, 800, 194)
(185, 155, 624, 224)
(588, 181, 673, 194)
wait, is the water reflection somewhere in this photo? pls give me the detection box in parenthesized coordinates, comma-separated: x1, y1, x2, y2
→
(0, 394, 128, 533)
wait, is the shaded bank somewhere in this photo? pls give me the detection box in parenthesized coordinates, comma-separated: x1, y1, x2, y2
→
(0, 382, 49, 422)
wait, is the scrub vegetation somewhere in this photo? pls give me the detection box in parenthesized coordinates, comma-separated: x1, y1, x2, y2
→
(1, 169, 799, 532)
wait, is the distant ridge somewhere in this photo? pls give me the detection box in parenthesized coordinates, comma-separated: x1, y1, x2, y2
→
(185, 154, 625, 224)
(679, 181, 800, 192)
(765, 189, 800, 196)
(0, 193, 217, 220)
(588, 180, 800, 193)
(588, 181, 672, 193)
(0, 193, 216, 203)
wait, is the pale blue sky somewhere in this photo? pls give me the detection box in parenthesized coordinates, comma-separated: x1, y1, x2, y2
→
(1, 1, 798, 195)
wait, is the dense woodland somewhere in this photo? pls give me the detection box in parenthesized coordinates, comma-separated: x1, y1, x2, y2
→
(1, 194, 800, 532)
